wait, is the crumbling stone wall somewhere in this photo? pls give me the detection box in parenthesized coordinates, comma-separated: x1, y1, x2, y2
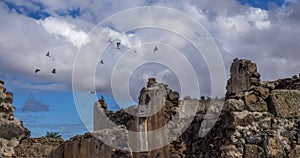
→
(186, 59, 300, 157)
(3, 58, 300, 158)
(71, 59, 300, 158)
(14, 137, 64, 158)
(145, 58, 300, 158)
(130, 78, 170, 158)
(226, 58, 260, 98)
(0, 80, 30, 157)
(64, 126, 132, 158)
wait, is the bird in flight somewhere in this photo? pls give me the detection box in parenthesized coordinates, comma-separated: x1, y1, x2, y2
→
(46, 51, 50, 57)
(88, 91, 96, 94)
(100, 59, 104, 64)
(34, 69, 40, 73)
(153, 46, 158, 52)
(116, 42, 121, 49)
(51, 68, 56, 74)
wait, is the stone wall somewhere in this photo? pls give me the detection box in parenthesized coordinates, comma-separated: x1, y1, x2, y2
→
(14, 138, 64, 158)
(2, 58, 300, 158)
(184, 59, 300, 157)
(0, 80, 30, 157)
(92, 60, 300, 157)
(64, 126, 132, 158)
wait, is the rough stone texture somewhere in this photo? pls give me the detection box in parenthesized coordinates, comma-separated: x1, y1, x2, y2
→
(220, 145, 242, 158)
(224, 99, 245, 111)
(130, 78, 170, 158)
(289, 145, 300, 158)
(265, 136, 286, 157)
(186, 59, 300, 157)
(244, 144, 265, 158)
(14, 138, 64, 158)
(94, 100, 136, 131)
(92, 65, 300, 158)
(253, 86, 270, 100)
(0, 80, 30, 157)
(226, 58, 260, 98)
(269, 90, 300, 118)
(245, 97, 268, 112)
(244, 93, 257, 105)
(64, 126, 132, 158)
(268, 76, 300, 90)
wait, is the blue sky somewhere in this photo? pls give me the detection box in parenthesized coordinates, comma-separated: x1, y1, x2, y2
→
(0, 0, 299, 139)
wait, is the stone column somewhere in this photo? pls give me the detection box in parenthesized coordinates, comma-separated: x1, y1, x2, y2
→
(130, 78, 170, 158)
(226, 58, 260, 98)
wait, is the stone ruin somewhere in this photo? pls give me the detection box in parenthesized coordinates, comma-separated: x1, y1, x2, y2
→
(226, 58, 260, 98)
(1, 58, 300, 157)
(0, 80, 64, 158)
(0, 80, 30, 157)
(94, 58, 300, 157)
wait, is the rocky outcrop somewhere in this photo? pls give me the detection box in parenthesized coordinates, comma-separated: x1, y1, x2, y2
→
(0, 80, 30, 157)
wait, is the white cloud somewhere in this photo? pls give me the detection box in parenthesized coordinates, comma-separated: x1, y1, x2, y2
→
(1, 0, 300, 98)
(38, 17, 90, 48)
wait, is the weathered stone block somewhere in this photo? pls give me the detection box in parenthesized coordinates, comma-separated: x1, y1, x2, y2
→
(220, 145, 242, 158)
(289, 145, 300, 158)
(0, 118, 30, 141)
(64, 127, 132, 158)
(265, 136, 286, 158)
(253, 86, 270, 99)
(250, 77, 260, 85)
(225, 99, 244, 111)
(244, 93, 257, 105)
(244, 144, 265, 158)
(168, 91, 179, 102)
(226, 59, 260, 97)
(235, 113, 255, 127)
(269, 90, 300, 118)
(245, 98, 267, 112)
(14, 138, 64, 158)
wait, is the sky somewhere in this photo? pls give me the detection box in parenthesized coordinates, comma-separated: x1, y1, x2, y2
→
(0, 0, 299, 139)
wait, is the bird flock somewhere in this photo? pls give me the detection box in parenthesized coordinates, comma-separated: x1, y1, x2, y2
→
(99, 40, 159, 65)
(35, 51, 56, 74)
(36, 41, 159, 94)
(94, 40, 159, 95)
(34, 40, 158, 73)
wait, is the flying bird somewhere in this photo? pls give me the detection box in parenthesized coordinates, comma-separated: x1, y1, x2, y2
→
(116, 42, 121, 49)
(88, 91, 96, 94)
(51, 68, 56, 74)
(34, 69, 40, 73)
(153, 46, 158, 52)
(100, 59, 104, 64)
(46, 51, 50, 57)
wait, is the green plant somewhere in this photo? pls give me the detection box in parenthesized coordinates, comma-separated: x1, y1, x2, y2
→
(45, 131, 62, 139)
